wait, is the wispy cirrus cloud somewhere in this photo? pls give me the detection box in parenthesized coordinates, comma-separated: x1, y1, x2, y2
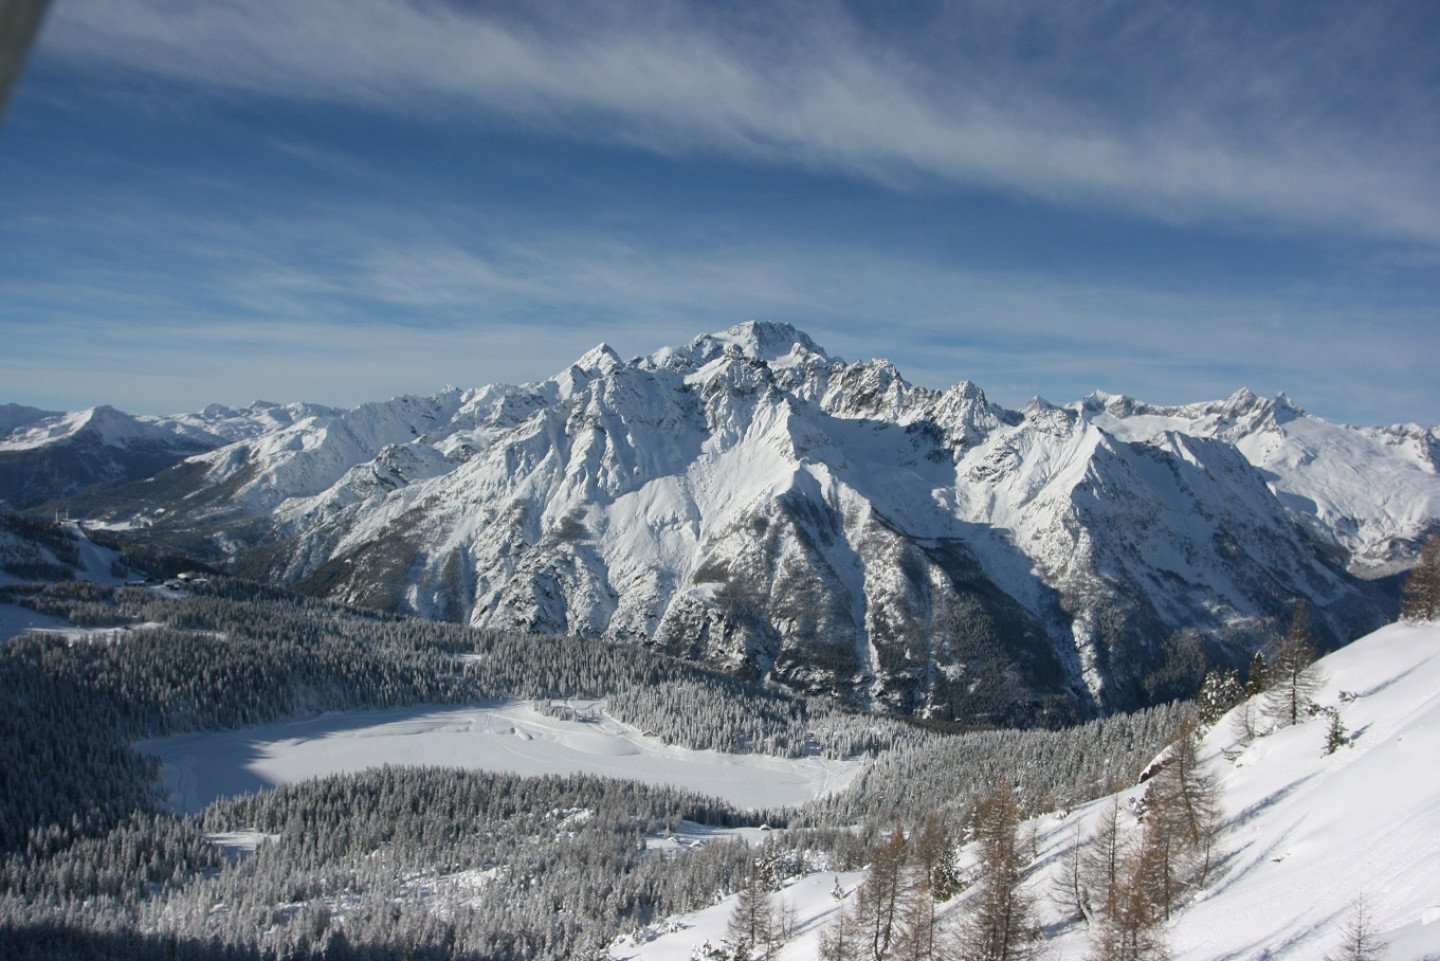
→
(37, 0, 1440, 242)
(8, 1, 1436, 424)
(4, 191, 1431, 424)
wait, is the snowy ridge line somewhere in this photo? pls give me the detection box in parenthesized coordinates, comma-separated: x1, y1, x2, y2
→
(12, 321, 1440, 723)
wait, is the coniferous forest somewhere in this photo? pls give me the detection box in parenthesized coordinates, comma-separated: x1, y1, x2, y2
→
(0, 576, 1191, 959)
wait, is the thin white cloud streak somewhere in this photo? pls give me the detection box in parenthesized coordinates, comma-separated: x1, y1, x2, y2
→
(5, 218, 1433, 425)
(38, 0, 1440, 242)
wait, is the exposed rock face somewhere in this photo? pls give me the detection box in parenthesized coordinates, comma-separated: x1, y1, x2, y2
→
(44, 323, 1440, 722)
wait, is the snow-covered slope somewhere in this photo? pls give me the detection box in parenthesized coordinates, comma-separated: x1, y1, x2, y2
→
(39, 322, 1440, 720)
(0, 518, 134, 638)
(1152, 619, 1440, 960)
(1083, 390, 1440, 577)
(0, 403, 62, 438)
(617, 619, 1440, 960)
(0, 401, 330, 511)
(0, 516, 127, 588)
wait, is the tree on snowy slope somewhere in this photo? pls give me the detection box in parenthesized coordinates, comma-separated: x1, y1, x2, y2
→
(1068, 796, 1128, 927)
(1400, 533, 1440, 621)
(819, 816, 958, 961)
(819, 905, 866, 961)
(891, 814, 959, 961)
(1087, 838, 1171, 961)
(1088, 719, 1220, 961)
(1264, 604, 1324, 728)
(726, 865, 775, 959)
(855, 828, 911, 961)
(1322, 705, 1349, 755)
(1324, 895, 1388, 961)
(953, 780, 1041, 961)
(1197, 668, 1243, 727)
(1244, 649, 1268, 697)
(1144, 717, 1221, 891)
(913, 813, 962, 902)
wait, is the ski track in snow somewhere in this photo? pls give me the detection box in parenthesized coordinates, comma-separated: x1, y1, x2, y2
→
(137, 700, 862, 815)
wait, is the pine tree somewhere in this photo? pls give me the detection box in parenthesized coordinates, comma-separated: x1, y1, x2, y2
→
(1400, 534, 1440, 621)
(1088, 715, 1221, 961)
(912, 813, 961, 902)
(819, 906, 865, 961)
(1054, 825, 1092, 926)
(1197, 669, 1244, 727)
(1243, 650, 1268, 698)
(893, 814, 956, 960)
(952, 781, 1041, 961)
(893, 884, 940, 961)
(1081, 793, 1161, 960)
(1084, 796, 1127, 922)
(1264, 605, 1324, 728)
(1322, 706, 1348, 755)
(1228, 694, 1259, 745)
(1146, 717, 1222, 889)
(1088, 837, 1171, 961)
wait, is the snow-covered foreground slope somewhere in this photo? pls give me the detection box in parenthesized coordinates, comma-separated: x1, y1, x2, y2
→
(137, 700, 860, 815)
(621, 621, 1440, 961)
(1154, 620, 1440, 960)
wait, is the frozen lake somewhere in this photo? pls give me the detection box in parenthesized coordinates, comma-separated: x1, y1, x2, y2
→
(136, 700, 861, 814)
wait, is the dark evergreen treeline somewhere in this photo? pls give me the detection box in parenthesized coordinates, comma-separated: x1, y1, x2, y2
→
(0, 514, 82, 582)
(0, 577, 1190, 959)
(804, 700, 1190, 827)
(0, 650, 161, 853)
(4, 579, 927, 759)
(0, 579, 906, 856)
(2, 768, 775, 961)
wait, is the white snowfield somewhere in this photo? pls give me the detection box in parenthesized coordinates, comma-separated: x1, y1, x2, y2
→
(1155, 620, 1440, 961)
(137, 700, 861, 815)
(617, 621, 1440, 961)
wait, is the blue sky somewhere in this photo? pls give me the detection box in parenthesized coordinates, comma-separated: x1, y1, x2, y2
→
(2, 0, 1437, 425)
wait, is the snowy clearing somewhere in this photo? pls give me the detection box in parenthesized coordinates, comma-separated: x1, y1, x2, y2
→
(0, 601, 73, 640)
(137, 700, 862, 815)
(204, 830, 280, 855)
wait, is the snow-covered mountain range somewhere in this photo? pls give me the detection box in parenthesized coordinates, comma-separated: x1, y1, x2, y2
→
(0, 399, 338, 510)
(8, 323, 1439, 721)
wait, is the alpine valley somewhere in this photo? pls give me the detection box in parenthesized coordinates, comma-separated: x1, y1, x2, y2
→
(5, 322, 1438, 724)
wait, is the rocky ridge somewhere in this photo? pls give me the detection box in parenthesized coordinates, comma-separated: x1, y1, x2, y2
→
(19, 322, 1440, 723)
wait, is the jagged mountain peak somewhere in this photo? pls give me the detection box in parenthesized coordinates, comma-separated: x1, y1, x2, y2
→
(569, 343, 625, 376)
(1, 403, 187, 452)
(1223, 385, 1261, 408)
(1079, 386, 1306, 427)
(20, 322, 1440, 722)
(650, 320, 832, 372)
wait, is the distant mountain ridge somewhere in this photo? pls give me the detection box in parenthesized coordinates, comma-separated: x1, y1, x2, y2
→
(8, 322, 1439, 723)
(0, 399, 347, 511)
